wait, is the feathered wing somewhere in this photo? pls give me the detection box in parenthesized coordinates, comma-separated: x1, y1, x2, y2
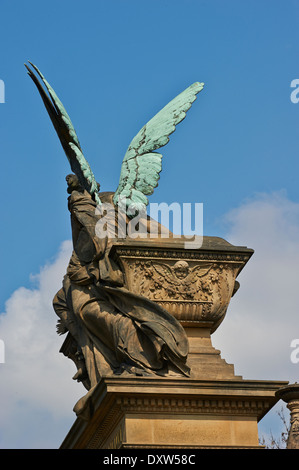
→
(152, 262, 178, 284)
(190, 264, 213, 278)
(25, 61, 101, 205)
(113, 82, 204, 214)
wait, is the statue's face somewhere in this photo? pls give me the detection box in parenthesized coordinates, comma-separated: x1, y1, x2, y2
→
(66, 174, 80, 193)
(174, 261, 189, 279)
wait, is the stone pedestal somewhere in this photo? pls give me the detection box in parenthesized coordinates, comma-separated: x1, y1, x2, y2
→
(60, 236, 288, 449)
(60, 376, 287, 449)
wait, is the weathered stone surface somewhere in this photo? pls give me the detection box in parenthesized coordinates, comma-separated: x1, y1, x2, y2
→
(60, 376, 287, 449)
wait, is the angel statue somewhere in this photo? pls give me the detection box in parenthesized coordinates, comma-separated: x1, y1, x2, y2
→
(25, 62, 204, 418)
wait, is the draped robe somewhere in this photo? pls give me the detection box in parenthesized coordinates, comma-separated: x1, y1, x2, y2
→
(53, 189, 189, 418)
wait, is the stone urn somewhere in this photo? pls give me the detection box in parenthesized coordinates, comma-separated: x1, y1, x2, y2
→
(110, 236, 254, 379)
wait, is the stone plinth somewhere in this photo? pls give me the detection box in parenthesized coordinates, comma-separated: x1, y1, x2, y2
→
(60, 376, 287, 449)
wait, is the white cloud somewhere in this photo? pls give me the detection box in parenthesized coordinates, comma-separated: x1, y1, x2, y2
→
(213, 190, 299, 381)
(212, 191, 299, 445)
(0, 240, 85, 449)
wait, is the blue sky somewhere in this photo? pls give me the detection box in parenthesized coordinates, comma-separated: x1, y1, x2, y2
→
(1, 0, 299, 448)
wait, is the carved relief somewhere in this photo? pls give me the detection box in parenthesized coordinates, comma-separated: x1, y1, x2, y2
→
(288, 400, 299, 441)
(120, 253, 243, 326)
(137, 260, 213, 301)
(291, 417, 299, 435)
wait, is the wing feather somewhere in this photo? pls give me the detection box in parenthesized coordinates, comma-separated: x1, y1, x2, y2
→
(25, 62, 101, 205)
(113, 82, 204, 212)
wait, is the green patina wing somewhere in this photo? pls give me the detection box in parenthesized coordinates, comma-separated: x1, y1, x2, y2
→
(113, 82, 204, 213)
(25, 62, 101, 206)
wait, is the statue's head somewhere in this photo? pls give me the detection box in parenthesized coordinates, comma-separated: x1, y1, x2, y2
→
(66, 173, 101, 195)
(66, 174, 82, 193)
(173, 260, 190, 279)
